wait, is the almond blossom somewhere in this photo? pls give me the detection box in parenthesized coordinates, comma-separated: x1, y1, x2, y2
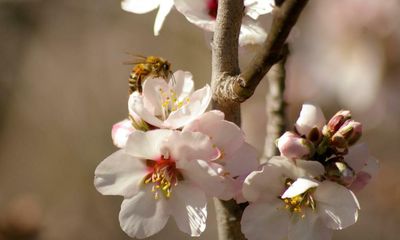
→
(111, 119, 135, 148)
(94, 129, 232, 238)
(129, 70, 211, 130)
(174, 0, 274, 46)
(241, 157, 360, 240)
(121, 0, 174, 36)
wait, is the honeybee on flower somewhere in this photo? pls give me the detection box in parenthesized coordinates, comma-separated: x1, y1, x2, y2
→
(125, 55, 172, 93)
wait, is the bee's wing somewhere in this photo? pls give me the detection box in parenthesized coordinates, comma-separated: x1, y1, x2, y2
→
(123, 53, 147, 65)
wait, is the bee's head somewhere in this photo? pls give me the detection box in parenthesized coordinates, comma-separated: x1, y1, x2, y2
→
(162, 62, 170, 71)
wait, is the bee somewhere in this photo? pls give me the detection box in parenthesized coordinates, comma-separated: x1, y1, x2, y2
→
(125, 55, 172, 93)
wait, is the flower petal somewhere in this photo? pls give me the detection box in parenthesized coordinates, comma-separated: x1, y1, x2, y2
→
(165, 84, 211, 129)
(241, 200, 290, 240)
(154, 0, 174, 36)
(180, 159, 228, 198)
(345, 143, 370, 173)
(174, 0, 215, 31)
(288, 209, 333, 240)
(111, 119, 135, 148)
(295, 104, 326, 136)
(125, 129, 173, 159)
(121, 0, 161, 14)
(119, 189, 170, 239)
(165, 131, 219, 164)
(170, 70, 194, 99)
(128, 92, 165, 128)
(244, 0, 275, 20)
(239, 18, 267, 46)
(94, 150, 148, 198)
(224, 142, 259, 178)
(314, 181, 360, 230)
(242, 164, 284, 202)
(141, 78, 170, 117)
(281, 178, 319, 199)
(169, 181, 207, 236)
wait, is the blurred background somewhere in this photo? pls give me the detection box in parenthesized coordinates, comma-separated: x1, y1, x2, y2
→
(0, 0, 399, 239)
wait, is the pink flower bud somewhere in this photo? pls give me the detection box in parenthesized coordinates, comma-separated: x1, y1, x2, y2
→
(326, 110, 352, 134)
(111, 119, 135, 148)
(277, 132, 314, 159)
(334, 120, 362, 146)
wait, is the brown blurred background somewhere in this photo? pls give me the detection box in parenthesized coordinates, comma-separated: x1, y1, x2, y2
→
(0, 0, 399, 239)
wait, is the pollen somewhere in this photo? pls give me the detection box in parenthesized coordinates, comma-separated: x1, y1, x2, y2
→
(143, 157, 183, 200)
(281, 178, 317, 215)
(159, 89, 190, 120)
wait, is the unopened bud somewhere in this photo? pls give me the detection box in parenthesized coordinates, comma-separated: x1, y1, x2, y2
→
(333, 120, 362, 146)
(326, 110, 352, 134)
(325, 158, 355, 187)
(277, 132, 314, 159)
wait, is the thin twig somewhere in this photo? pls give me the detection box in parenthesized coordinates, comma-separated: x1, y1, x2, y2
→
(262, 44, 289, 163)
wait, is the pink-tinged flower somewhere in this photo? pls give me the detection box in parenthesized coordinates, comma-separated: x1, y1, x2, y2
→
(94, 129, 230, 238)
(174, 0, 274, 46)
(295, 104, 326, 138)
(183, 110, 259, 201)
(111, 119, 135, 148)
(121, 0, 174, 36)
(344, 144, 379, 192)
(277, 131, 314, 159)
(241, 157, 360, 240)
(129, 70, 211, 130)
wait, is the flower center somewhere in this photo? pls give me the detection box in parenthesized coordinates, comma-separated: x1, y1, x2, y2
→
(143, 156, 183, 200)
(281, 178, 317, 215)
(207, 0, 218, 19)
(159, 88, 190, 120)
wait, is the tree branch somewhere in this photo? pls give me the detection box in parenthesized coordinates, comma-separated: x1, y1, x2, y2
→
(261, 44, 289, 163)
(214, 0, 309, 103)
(211, 1, 246, 240)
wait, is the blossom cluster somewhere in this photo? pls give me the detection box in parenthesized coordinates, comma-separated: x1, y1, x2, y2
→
(95, 71, 258, 238)
(121, 0, 275, 46)
(240, 104, 379, 240)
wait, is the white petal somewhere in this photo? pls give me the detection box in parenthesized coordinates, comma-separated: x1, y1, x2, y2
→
(128, 92, 165, 128)
(224, 142, 259, 178)
(154, 0, 174, 36)
(169, 181, 207, 236)
(314, 181, 360, 230)
(141, 78, 169, 116)
(125, 129, 173, 159)
(239, 19, 267, 46)
(281, 178, 319, 199)
(111, 119, 135, 148)
(174, 0, 215, 31)
(165, 85, 211, 129)
(345, 143, 370, 173)
(170, 70, 194, 99)
(94, 150, 148, 198)
(295, 104, 326, 136)
(121, 0, 161, 14)
(242, 164, 284, 202)
(288, 209, 333, 240)
(119, 189, 170, 239)
(244, 0, 275, 20)
(183, 110, 225, 132)
(180, 159, 227, 198)
(269, 157, 325, 179)
(241, 200, 290, 240)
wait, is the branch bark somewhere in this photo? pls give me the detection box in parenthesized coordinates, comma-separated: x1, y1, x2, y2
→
(211, 1, 309, 239)
(213, 0, 309, 104)
(262, 44, 289, 163)
(211, 1, 246, 240)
